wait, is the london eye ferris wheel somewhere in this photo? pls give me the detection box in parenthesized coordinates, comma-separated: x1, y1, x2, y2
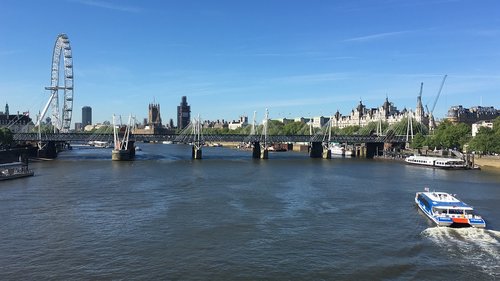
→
(37, 33, 74, 133)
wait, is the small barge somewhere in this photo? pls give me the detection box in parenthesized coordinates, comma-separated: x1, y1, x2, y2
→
(0, 162, 34, 181)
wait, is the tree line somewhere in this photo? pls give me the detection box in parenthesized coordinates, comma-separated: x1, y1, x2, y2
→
(410, 117, 500, 154)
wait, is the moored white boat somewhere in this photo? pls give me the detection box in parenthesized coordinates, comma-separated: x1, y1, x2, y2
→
(329, 143, 355, 157)
(88, 141, 111, 148)
(415, 189, 485, 228)
(405, 155, 467, 169)
(344, 147, 355, 157)
(329, 144, 345, 156)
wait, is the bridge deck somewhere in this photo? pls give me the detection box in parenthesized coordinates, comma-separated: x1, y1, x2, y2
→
(14, 133, 409, 143)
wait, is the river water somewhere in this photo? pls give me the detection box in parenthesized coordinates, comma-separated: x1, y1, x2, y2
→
(1, 144, 499, 280)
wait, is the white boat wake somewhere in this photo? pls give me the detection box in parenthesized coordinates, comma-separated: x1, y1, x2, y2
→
(421, 227, 500, 277)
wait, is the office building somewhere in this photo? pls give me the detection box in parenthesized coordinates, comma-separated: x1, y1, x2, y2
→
(177, 96, 191, 129)
(82, 106, 92, 126)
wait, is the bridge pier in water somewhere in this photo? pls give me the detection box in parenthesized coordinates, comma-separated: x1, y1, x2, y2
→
(251, 142, 268, 159)
(260, 148, 269, 159)
(252, 142, 261, 158)
(322, 146, 331, 159)
(355, 145, 365, 158)
(192, 145, 202, 159)
(37, 141, 58, 159)
(309, 142, 323, 158)
(112, 141, 135, 161)
(366, 142, 383, 158)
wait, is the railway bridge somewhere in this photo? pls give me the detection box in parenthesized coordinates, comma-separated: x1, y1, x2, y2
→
(13, 132, 408, 159)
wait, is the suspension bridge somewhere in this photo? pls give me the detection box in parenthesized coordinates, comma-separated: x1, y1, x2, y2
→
(14, 110, 410, 160)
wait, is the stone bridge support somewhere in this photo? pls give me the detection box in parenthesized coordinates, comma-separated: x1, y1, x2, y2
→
(309, 142, 323, 158)
(322, 146, 331, 159)
(252, 141, 261, 159)
(252, 141, 268, 159)
(37, 141, 58, 159)
(365, 142, 384, 158)
(112, 141, 136, 161)
(260, 148, 269, 159)
(353, 143, 384, 158)
(192, 145, 202, 159)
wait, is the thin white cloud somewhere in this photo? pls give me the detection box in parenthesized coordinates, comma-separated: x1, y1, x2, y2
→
(70, 0, 142, 13)
(343, 31, 410, 42)
(270, 72, 352, 84)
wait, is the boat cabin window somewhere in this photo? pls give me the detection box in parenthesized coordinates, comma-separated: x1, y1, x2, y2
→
(418, 194, 431, 209)
(447, 209, 464, 215)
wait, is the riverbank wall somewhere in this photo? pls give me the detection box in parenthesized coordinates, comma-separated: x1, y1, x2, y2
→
(473, 155, 500, 169)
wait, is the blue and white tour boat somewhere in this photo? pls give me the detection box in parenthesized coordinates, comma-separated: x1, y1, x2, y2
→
(415, 189, 486, 228)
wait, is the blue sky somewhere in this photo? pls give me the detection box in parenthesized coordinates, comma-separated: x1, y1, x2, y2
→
(1, 0, 499, 125)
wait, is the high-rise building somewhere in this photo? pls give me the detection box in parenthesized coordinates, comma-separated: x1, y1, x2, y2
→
(82, 106, 92, 126)
(177, 96, 191, 129)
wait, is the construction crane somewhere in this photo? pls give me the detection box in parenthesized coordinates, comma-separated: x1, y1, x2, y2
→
(426, 74, 448, 131)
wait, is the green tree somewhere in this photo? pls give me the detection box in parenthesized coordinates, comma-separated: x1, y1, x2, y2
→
(494, 117, 500, 152)
(358, 122, 377, 135)
(468, 127, 496, 154)
(267, 120, 284, 135)
(467, 116, 500, 154)
(282, 122, 307, 135)
(0, 127, 14, 148)
(410, 132, 427, 149)
(341, 126, 360, 135)
(31, 124, 54, 133)
(431, 120, 471, 150)
(385, 117, 428, 136)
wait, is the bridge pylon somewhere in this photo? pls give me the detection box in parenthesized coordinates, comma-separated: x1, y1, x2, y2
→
(259, 109, 269, 159)
(111, 115, 135, 161)
(192, 115, 202, 159)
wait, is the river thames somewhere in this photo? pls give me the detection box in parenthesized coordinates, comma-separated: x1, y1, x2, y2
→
(1, 144, 499, 280)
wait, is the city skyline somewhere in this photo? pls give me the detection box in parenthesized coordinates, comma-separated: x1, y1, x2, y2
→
(1, 0, 499, 124)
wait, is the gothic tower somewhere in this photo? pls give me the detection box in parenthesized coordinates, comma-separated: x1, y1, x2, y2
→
(148, 103, 162, 128)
